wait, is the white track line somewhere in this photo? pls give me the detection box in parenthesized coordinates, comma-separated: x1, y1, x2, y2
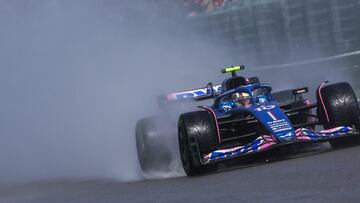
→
(256, 50, 360, 70)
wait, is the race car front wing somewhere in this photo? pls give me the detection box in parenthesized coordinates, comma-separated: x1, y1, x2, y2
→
(203, 126, 358, 164)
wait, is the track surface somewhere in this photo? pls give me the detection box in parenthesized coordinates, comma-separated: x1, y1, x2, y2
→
(1, 145, 360, 203)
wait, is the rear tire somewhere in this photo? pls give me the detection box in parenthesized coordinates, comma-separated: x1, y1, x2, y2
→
(178, 111, 218, 176)
(136, 117, 172, 173)
(316, 82, 360, 148)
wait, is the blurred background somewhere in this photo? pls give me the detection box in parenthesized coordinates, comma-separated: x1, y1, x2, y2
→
(0, 0, 359, 184)
(184, 0, 360, 90)
(184, 0, 360, 64)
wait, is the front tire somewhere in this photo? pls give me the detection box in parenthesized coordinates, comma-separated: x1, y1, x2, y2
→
(178, 111, 218, 176)
(317, 82, 360, 148)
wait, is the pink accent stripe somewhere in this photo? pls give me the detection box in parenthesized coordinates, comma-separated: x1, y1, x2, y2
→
(319, 126, 350, 134)
(318, 81, 330, 123)
(296, 136, 312, 140)
(259, 137, 277, 150)
(200, 106, 221, 144)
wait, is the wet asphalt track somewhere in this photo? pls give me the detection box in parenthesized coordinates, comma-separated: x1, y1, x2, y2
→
(1, 144, 360, 203)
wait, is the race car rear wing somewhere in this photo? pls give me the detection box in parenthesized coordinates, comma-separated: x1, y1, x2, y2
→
(159, 85, 310, 106)
(158, 84, 221, 106)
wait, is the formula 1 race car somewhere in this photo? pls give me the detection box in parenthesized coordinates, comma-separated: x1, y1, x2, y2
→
(136, 65, 360, 177)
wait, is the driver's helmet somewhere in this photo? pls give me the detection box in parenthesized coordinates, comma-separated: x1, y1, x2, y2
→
(231, 92, 252, 106)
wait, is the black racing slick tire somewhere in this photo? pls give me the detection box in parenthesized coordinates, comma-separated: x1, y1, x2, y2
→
(178, 111, 218, 176)
(316, 82, 360, 148)
(136, 117, 172, 173)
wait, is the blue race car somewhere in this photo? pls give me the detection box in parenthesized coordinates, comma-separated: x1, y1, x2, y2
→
(136, 65, 360, 176)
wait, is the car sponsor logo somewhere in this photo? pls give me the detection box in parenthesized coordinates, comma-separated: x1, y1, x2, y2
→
(268, 119, 292, 133)
(170, 86, 221, 100)
(259, 98, 266, 103)
(255, 105, 276, 112)
(222, 105, 232, 112)
(278, 132, 293, 140)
